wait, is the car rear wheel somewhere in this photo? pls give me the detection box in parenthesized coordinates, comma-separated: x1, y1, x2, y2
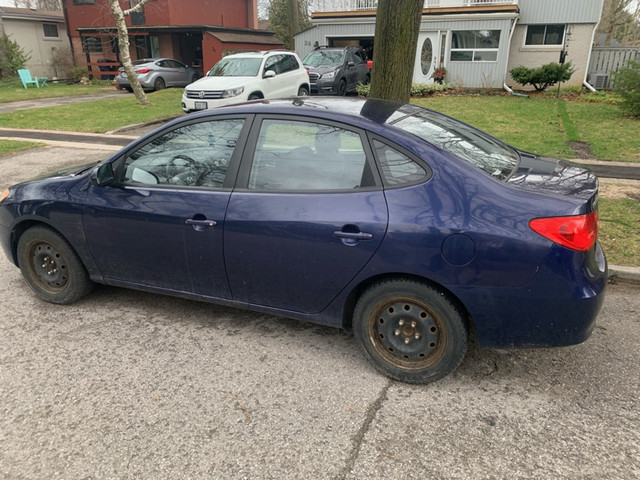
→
(353, 279, 468, 384)
(153, 77, 165, 91)
(124, 86, 133, 93)
(297, 86, 309, 96)
(17, 226, 94, 305)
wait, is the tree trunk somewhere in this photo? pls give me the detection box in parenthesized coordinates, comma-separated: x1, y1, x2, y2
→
(109, 0, 149, 105)
(370, 0, 424, 103)
(288, 0, 301, 50)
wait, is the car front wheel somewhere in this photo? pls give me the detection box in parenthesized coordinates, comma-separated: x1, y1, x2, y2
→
(353, 279, 468, 384)
(337, 79, 347, 96)
(17, 226, 94, 304)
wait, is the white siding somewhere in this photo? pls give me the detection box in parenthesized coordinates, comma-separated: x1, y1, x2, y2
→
(518, 0, 603, 24)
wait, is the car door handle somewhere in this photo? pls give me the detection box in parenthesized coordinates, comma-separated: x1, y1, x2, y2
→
(333, 231, 373, 240)
(185, 219, 216, 227)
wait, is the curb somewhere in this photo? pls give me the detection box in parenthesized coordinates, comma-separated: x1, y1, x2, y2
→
(608, 265, 640, 285)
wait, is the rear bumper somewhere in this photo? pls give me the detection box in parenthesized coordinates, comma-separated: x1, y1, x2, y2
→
(452, 243, 608, 347)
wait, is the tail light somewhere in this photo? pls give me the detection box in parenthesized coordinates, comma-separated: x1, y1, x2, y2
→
(135, 68, 153, 74)
(529, 212, 598, 252)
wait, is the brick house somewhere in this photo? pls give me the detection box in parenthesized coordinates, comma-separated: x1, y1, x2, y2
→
(61, 0, 283, 77)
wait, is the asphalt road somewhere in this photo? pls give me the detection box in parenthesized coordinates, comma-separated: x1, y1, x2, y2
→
(1, 144, 639, 478)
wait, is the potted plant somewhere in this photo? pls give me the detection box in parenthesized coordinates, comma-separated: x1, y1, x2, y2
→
(432, 65, 447, 84)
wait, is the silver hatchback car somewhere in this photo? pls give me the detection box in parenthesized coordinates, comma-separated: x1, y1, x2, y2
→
(116, 58, 200, 92)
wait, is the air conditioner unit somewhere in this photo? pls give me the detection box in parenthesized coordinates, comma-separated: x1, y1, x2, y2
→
(589, 73, 609, 90)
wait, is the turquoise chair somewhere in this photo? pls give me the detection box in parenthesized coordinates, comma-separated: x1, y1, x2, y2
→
(18, 69, 48, 89)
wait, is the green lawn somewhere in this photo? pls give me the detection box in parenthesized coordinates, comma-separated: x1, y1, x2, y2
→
(0, 77, 114, 103)
(413, 94, 639, 162)
(599, 197, 640, 266)
(0, 139, 44, 155)
(0, 88, 184, 132)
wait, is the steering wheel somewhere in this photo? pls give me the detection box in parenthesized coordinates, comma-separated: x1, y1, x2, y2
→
(164, 155, 199, 185)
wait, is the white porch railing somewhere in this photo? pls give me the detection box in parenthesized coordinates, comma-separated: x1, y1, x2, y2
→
(312, 0, 518, 12)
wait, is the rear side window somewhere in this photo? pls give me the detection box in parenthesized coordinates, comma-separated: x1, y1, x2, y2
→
(248, 119, 376, 191)
(373, 139, 428, 187)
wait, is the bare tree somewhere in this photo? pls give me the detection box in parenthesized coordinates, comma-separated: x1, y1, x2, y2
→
(108, 0, 153, 105)
(598, 0, 640, 45)
(369, 0, 423, 103)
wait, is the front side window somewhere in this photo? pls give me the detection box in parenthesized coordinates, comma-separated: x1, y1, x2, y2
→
(248, 119, 374, 191)
(450, 30, 500, 62)
(43, 23, 59, 38)
(121, 119, 245, 188)
(392, 111, 518, 180)
(525, 25, 565, 46)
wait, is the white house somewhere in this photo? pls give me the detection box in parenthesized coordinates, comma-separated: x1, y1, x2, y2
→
(0, 7, 73, 80)
(295, 0, 604, 90)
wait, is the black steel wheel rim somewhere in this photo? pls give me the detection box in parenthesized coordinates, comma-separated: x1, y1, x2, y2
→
(28, 242, 69, 293)
(368, 297, 446, 370)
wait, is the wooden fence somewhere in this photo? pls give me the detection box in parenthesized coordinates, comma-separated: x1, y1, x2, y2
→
(588, 47, 639, 90)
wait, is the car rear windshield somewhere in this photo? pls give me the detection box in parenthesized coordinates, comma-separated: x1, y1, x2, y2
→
(303, 50, 345, 67)
(208, 57, 262, 77)
(393, 111, 518, 180)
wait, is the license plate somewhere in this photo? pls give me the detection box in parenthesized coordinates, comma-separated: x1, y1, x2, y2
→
(195, 101, 207, 110)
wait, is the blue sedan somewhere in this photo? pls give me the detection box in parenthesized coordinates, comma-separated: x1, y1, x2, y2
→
(0, 97, 607, 383)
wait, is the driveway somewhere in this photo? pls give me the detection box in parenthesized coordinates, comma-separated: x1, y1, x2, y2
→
(0, 144, 639, 479)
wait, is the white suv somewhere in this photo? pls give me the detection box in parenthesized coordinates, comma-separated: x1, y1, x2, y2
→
(182, 51, 310, 112)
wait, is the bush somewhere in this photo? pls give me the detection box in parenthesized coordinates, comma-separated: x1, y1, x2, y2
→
(0, 34, 30, 78)
(71, 66, 88, 83)
(510, 62, 575, 91)
(357, 82, 455, 98)
(613, 60, 640, 117)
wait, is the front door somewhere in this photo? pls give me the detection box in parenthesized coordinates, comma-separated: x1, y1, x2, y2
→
(83, 117, 250, 298)
(413, 32, 441, 84)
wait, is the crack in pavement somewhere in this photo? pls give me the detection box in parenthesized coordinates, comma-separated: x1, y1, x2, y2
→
(338, 380, 392, 479)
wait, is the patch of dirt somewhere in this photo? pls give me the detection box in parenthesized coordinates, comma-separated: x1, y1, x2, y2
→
(568, 141, 597, 160)
(599, 183, 640, 201)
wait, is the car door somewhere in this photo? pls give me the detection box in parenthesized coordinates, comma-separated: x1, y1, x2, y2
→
(83, 116, 251, 297)
(224, 116, 388, 314)
(279, 54, 303, 96)
(262, 55, 287, 98)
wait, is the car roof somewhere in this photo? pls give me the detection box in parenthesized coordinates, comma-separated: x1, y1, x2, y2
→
(225, 50, 296, 59)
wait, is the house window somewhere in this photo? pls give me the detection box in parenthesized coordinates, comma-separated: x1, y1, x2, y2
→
(525, 25, 565, 46)
(43, 23, 59, 38)
(81, 36, 103, 53)
(73, 0, 95, 4)
(450, 30, 500, 62)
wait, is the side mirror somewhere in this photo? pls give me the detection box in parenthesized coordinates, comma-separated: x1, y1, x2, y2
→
(264, 70, 276, 78)
(90, 162, 115, 186)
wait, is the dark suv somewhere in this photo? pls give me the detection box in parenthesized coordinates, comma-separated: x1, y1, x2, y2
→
(303, 46, 370, 96)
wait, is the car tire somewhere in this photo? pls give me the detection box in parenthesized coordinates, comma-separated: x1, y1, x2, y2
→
(297, 86, 309, 96)
(124, 86, 133, 93)
(17, 225, 94, 305)
(191, 74, 199, 83)
(153, 77, 166, 91)
(353, 279, 468, 384)
(364, 74, 371, 85)
(337, 79, 347, 96)
(248, 93, 262, 100)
